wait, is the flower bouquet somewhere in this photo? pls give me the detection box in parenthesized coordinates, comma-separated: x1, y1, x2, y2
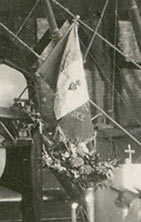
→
(42, 128, 117, 222)
(42, 128, 117, 201)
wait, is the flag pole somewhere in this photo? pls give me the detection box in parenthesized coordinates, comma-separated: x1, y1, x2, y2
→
(89, 100, 141, 147)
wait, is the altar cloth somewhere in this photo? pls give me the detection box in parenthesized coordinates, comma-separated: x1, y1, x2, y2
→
(111, 164, 141, 193)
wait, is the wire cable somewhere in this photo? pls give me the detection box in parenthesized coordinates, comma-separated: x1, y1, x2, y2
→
(0, 22, 44, 62)
(16, 0, 40, 36)
(89, 99, 141, 148)
(83, 0, 110, 62)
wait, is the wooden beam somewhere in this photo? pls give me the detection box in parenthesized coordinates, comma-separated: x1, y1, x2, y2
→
(26, 29, 51, 66)
(30, 130, 42, 222)
(21, 134, 42, 222)
(128, 0, 141, 54)
(42, 0, 60, 40)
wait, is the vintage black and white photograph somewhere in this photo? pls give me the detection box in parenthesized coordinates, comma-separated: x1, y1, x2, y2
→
(0, 0, 141, 222)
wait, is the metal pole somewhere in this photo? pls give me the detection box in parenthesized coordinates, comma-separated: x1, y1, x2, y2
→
(128, 0, 141, 54)
(83, 0, 110, 62)
(42, 0, 61, 40)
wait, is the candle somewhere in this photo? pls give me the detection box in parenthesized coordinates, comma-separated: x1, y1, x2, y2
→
(85, 187, 95, 222)
(71, 202, 78, 222)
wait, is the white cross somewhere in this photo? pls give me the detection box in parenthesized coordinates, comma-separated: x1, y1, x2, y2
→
(125, 144, 135, 163)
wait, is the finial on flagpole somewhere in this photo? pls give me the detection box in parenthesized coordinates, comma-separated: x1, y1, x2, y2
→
(125, 144, 135, 163)
(72, 15, 80, 24)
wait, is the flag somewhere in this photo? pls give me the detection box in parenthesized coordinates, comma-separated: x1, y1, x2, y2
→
(36, 22, 93, 142)
(36, 24, 72, 90)
(54, 23, 93, 142)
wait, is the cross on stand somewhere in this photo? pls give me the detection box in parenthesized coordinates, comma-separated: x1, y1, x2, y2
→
(125, 144, 135, 163)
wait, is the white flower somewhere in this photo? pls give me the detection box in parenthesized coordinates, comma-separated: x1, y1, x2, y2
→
(54, 162, 61, 169)
(58, 166, 67, 172)
(71, 170, 80, 179)
(70, 157, 84, 167)
(42, 154, 53, 166)
(78, 142, 89, 155)
(79, 165, 93, 175)
(69, 143, 77, 157)
(62, 151, 70, 158)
